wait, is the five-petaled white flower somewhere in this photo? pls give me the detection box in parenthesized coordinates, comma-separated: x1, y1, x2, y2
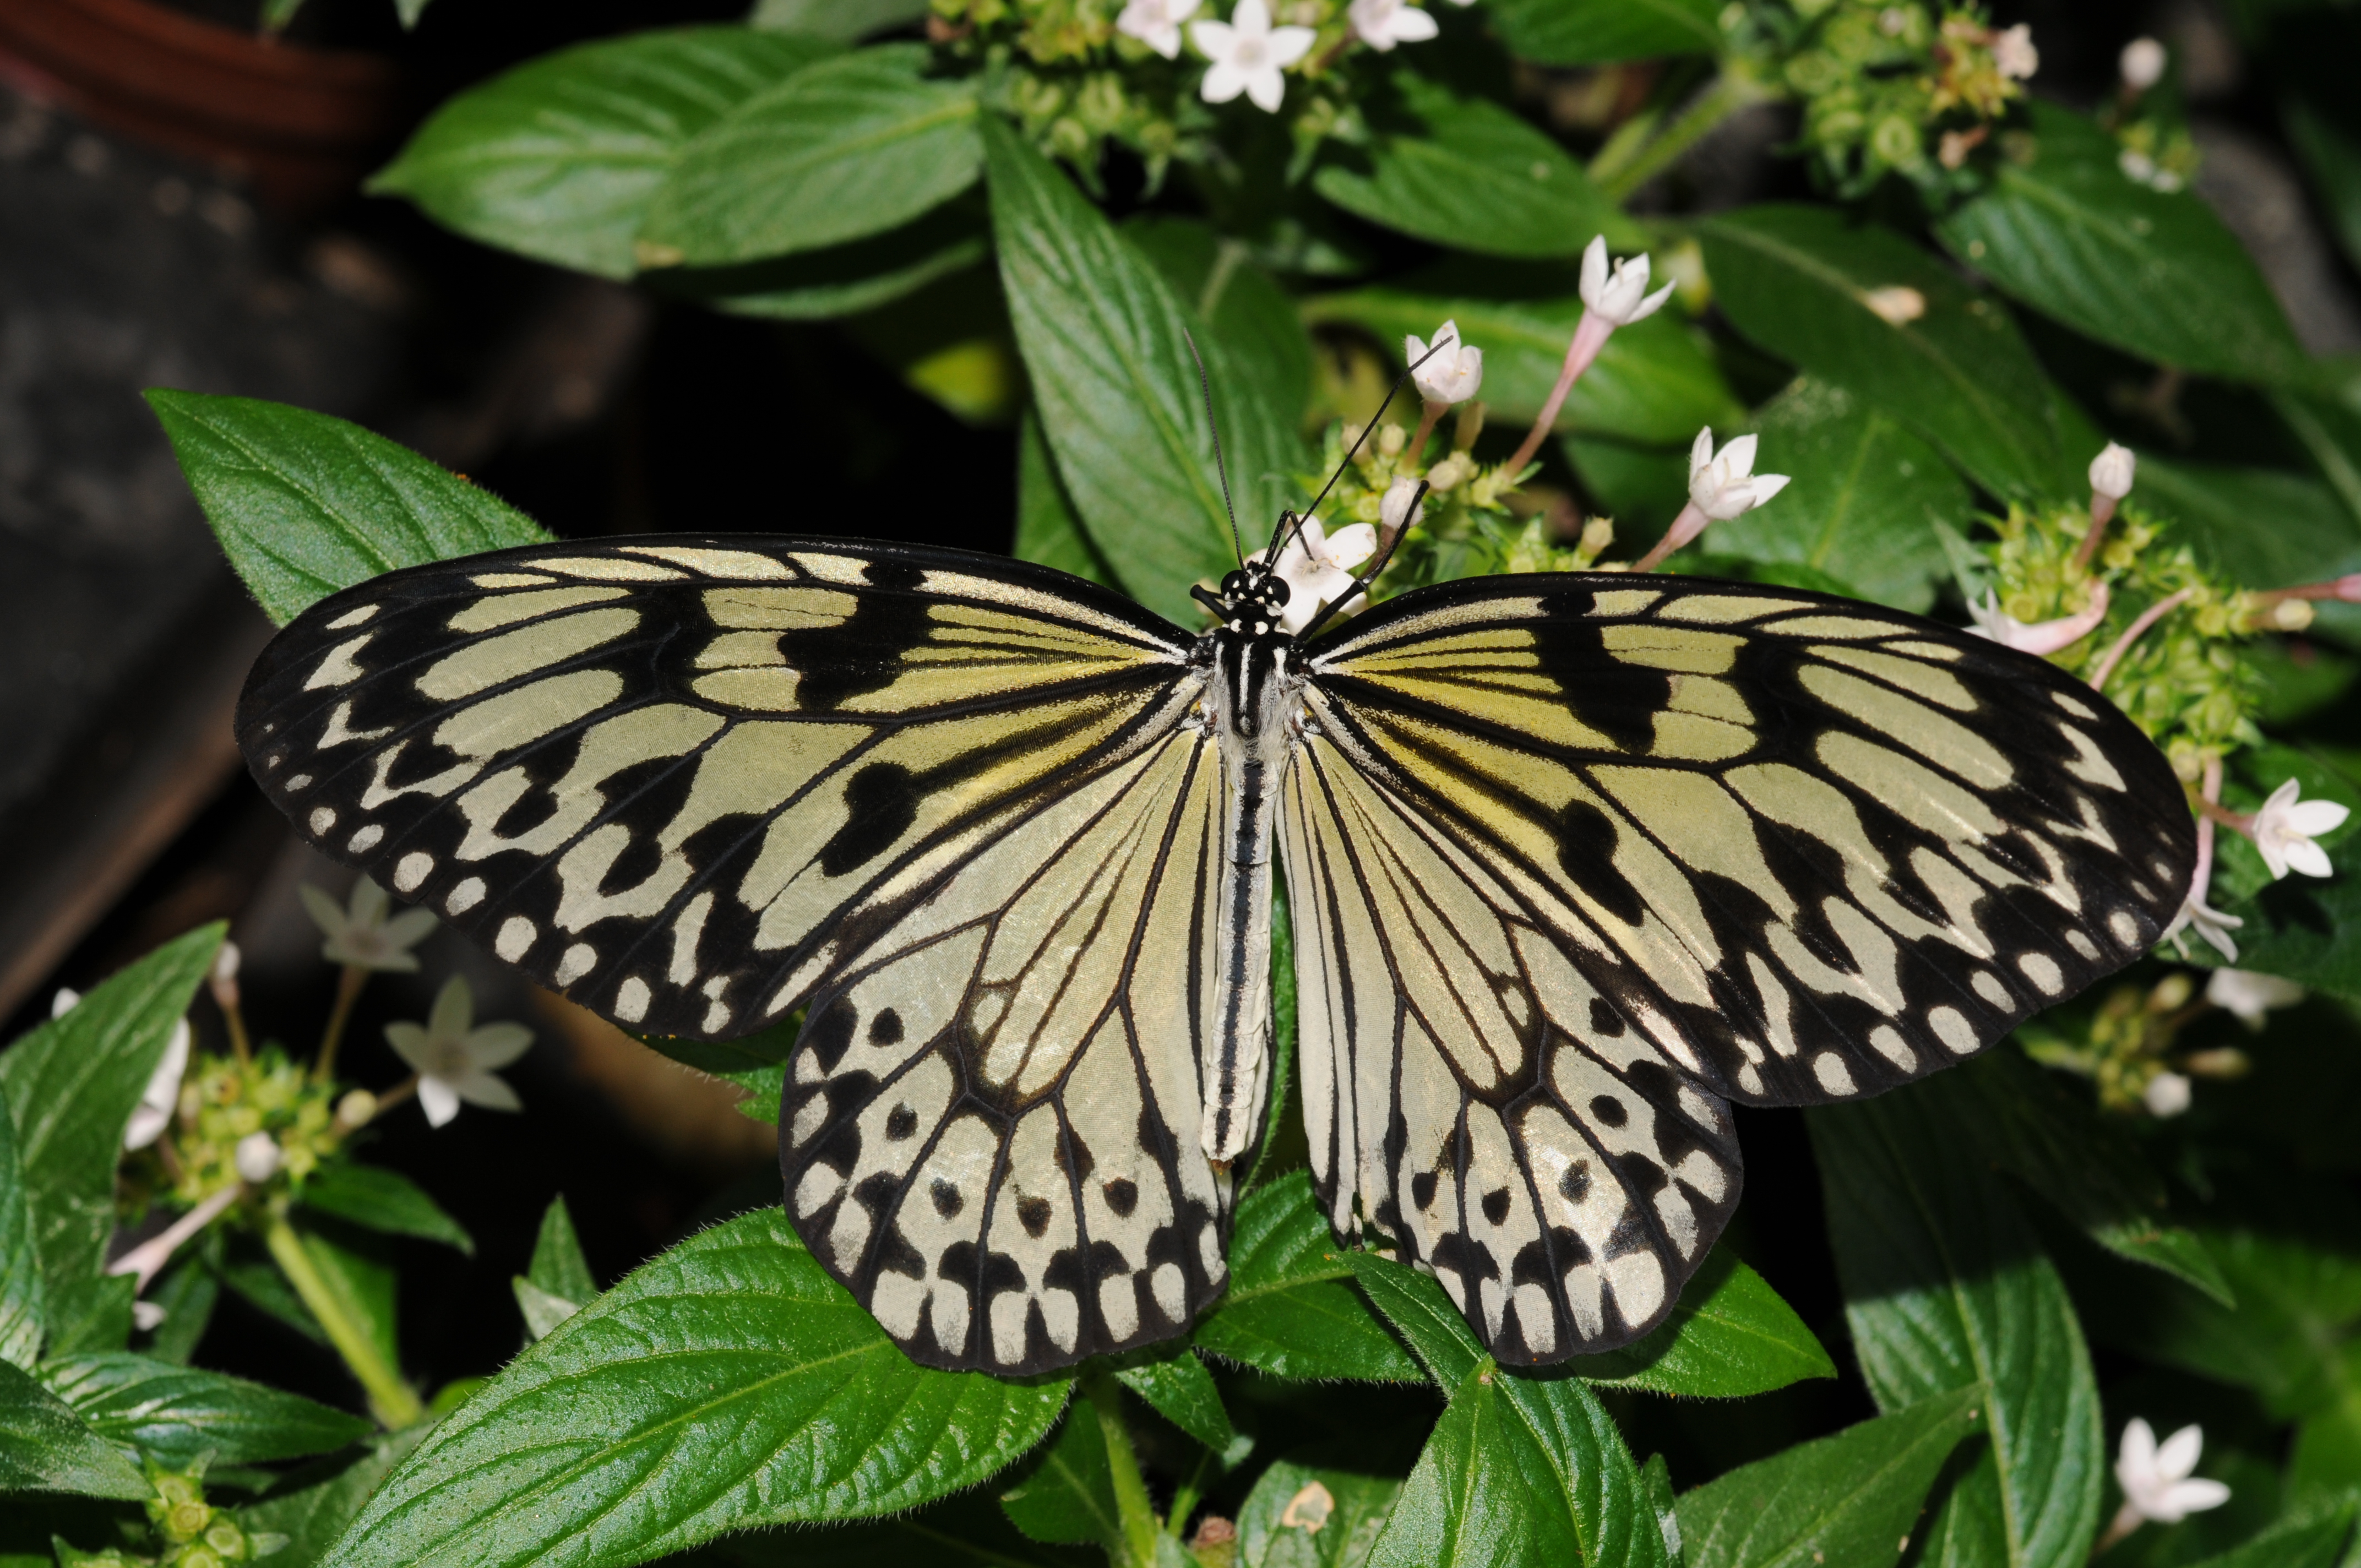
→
(302, 878, 438, 973)
(1193, 0, 1316, 114)
(2113, 1419, 2230, 1529)
(385, 976, 532, 1129)
(235, 1131, 283, 1184)
(2249, 778, 2348, 879)
(1993, 23, 2039, 80)
(1688, 429, 1791, 521)
(1405, 320, 1482, 405)
(1579, 235, 1675, 328)
(2206, 967, 2304, 1028)
(1117, 0, 1200, 59)
(2090, 442, 2137, 501)
(2143, 1071, 2193, 1117)
(1349, 0, 1438, 51)
(1273, 518, 1378, 635)
(124, 1017, 192, 1151)
(2165, 894, 2243, 962)
(1967, 581, 2110, 657)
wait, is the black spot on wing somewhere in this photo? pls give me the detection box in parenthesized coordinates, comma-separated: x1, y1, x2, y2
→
(819, 763, 921, 876)
(777, 557, 931, 711)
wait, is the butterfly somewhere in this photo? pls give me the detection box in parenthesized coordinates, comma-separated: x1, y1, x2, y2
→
(235, 525, 2194, 1374)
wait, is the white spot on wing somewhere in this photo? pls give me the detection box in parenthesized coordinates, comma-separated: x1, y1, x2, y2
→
(2108, 908, 2140, 945)
(2067, 930, 2100, 960)
(447, 877, 486, 914)
(394, 852, 433, 892)
(1928, 1006, 1977, 1055)
(326, 605, 380, 630)
(615, 976, 651, 1023)
(1813, 1052, 1857, 1095)
(556, 943, 597, 984)
(309, 807, 336, 836)
(1869, 1026, 1917, 1071)
(346, 824, 383, 853)
(496, 916, 535, 961)
(303, 635, 373, 690)
(2019, 952, 2065, 995)
(1971, 970, 2011, 1008)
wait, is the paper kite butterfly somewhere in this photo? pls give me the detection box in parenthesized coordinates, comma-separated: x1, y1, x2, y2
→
(235, 513, 2193, 1373)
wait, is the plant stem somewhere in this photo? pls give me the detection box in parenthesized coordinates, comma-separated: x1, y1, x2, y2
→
(314, 964, 368, 1085)
(264, 1212, 423, 1429)
(1590, 67, 1776, 203)
(1081, 1370, 1162, 1568)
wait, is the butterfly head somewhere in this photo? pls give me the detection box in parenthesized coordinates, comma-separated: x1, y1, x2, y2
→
(1194, 558, 1293, 639)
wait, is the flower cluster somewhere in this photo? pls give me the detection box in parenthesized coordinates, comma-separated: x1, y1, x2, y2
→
(53, 1456, 290, 1568)
(2099, 35, 2199, 193)
(2018, 970, 2264, 1117)
(1766, 0, 2039, 198)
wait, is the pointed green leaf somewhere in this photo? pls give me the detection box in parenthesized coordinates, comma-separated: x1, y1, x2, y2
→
(1699, 205, 2072, 501)
(298, 1167, 472, 1257)
(1810, 1077, 2106, 1568)
(1111, 1344, 1232, 1453)
(0, 1079, 42, 1370)
(147, 393, 550, 625)
(2175, 1499, 2358, 1568)
(2134, 458, 2361, 594)
(1484, 0, 1721, 64)
(511, 1278, 580, 1342)
(1237, 1453, 1404, 1568)
(644, 45, 982, 266)
(0, 925, 222, 1359)
(1190, 1175, 1419, 1384)
(141, 1237, 219, 1366)
(525, 1196, 597, 1307)
(1312, 74, 1636, 259)
(631, 1015, 797, 1077)
(1675, 1386, 1984, 1568)
(1125, 215, 1316, 430)
(1569, 1248, 1836, 1398)
(998, 1405, 1118, 1549)
(1354, 1255, 1669, 1568)
(1936, 102, 2305, 385)
(667, 204, 990, 323)
(0, 1358, 148, 1500)
(368, 28, 834, 278)
(241, 1428, 431, 1568)
(37, 1353, 370, 1469)
(320, 1211, 1068, 1567)
(1014, 409, 1116, 587)
(986, 117, 1308, 624)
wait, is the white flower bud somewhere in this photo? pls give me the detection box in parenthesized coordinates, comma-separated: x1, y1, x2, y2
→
(2120, 37, 2167, 91)
(51, 988, 80, 1019)
(1993, 23, 2038, 80)
(2142, 1071, 2192, 1118)
(1578, 236, 1675, 328)
(1405, 321, 1483, 405)
(1687, 428, 1791, 521)
(1116, 0, 1200, 58)
(211, 942, 241, 985)
(124, 1018, 191, 1152)
(2090, 442, 2137, 500)
(235, 1131, 283, 1184)
(1379, 476, 1426, 536)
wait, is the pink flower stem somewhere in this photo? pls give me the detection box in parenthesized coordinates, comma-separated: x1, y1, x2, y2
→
(107, 1184, 241, 1294)
(2252, 573, 2361, 604)
(1505, 314, 1614, 476)
(2087, 586, 2192, 692)
(1410, 401, 1445, 463)
(1634, 500, 1711, 573)
(2070, 492, 2119, 572)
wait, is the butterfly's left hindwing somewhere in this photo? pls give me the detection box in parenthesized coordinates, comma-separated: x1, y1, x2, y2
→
(1287, 574, 2193, 1364)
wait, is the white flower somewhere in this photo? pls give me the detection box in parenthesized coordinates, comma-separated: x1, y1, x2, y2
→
(2142, 1071, 2192, 1117)
(132, 1301, 168, 1333)
(2120, 37, 2167, 91)
(2249, 778, 2348, 879)
(1688, 428, 1791, 521)
(1117, 0, 1200, 58)
(51, 987, 80, 1019)
(385, 976, 532, 1129)
(1579, 236, 1675, 328)
(301, 878, 438, 973)
(1861, 285, 1927, 325)
(2206, 968, 2304, 1028)
(1405, 321, 1482, 405)
(1193, 0, 1316, 114)
(2165, 895, 2243, 962)
(2114, 1419, 2231, 1527)
(124, 1018, 192, 1151)
(1966, 581, 2110, 656)
(1993, 23, 2038, 80)
(2090, 442, 2137, 500)
(1274, 518, 1378, 635)
(234, 1131, 282, 1184)
(1348, 0, 1437, 51)
(1379, 475, 1426, 536)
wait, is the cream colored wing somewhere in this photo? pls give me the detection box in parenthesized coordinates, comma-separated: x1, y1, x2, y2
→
(1283, 572, 2193, 1362)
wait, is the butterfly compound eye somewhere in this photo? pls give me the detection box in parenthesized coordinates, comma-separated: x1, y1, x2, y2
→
(1221, 571, 1244, 597)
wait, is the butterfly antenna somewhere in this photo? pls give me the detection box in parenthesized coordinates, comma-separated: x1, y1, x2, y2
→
(1277, 334, 1454, 565)
(1181, 329, 1247, 570)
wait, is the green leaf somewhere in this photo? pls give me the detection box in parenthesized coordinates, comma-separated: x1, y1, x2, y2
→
(368, 28, 832, 279)
(1237, 1453, 1404, 1567)
(1110, 1344, 1232, 1453)
(660, 204, 989, 322)
(721, 1063, 787, 1126)
(0, 1079, 42, 1370)
(1014, 408, 1116, 588)
(1125, 215, 1316, 430)
(511, 1279, 580, 1343)
(644, 45, 982, 266)
(1941, 1046, 2231, 1303)
(296, 1224, 401, 1389)
(1354, 1255, 1668, 1568)
(2292, 1353, 2361, 1502)
(1809, 1077, 2106, 1568)
(1313, 74, 1636, 260)
(1303, 277, 1742, 448)
(1699, 377, 1965, 613)
(147, 393, 551, 626)
(1936, 102, 2305, 386)
(1190, 1175, 1419, 1384)
(0, 925, 222, 1359)
(320, 1211, 1068, 1567)
(2135, 457, 2361, 591)
(141, 1239, 219, 1365)
(2287, 86, 2361, 277)
(986, 118, 1307, 624)
(998, 1405, 1118, 1549)
(241, 1428, 430, 1568)
(631, 1016, 797, 1077)
(0, 1357, 148, 1500)
(748, 0, 929, 40)
(221, 1254, 327, 1347)
(2175, 1496, 2359, 1568)
(1699, 205, 2072, 501)
(1568, 1248, 1836, 1398)
(1484, 0, 1721, 64)
(525, 1196, 597, 1307)
(298, 1167, 472, 1257)
(1641, 1455, 1679, 1567)
(1674, 1386, 1985, 1568)
(711, 1493, 1097, 1565)
(37, 1353, 370, 1469)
